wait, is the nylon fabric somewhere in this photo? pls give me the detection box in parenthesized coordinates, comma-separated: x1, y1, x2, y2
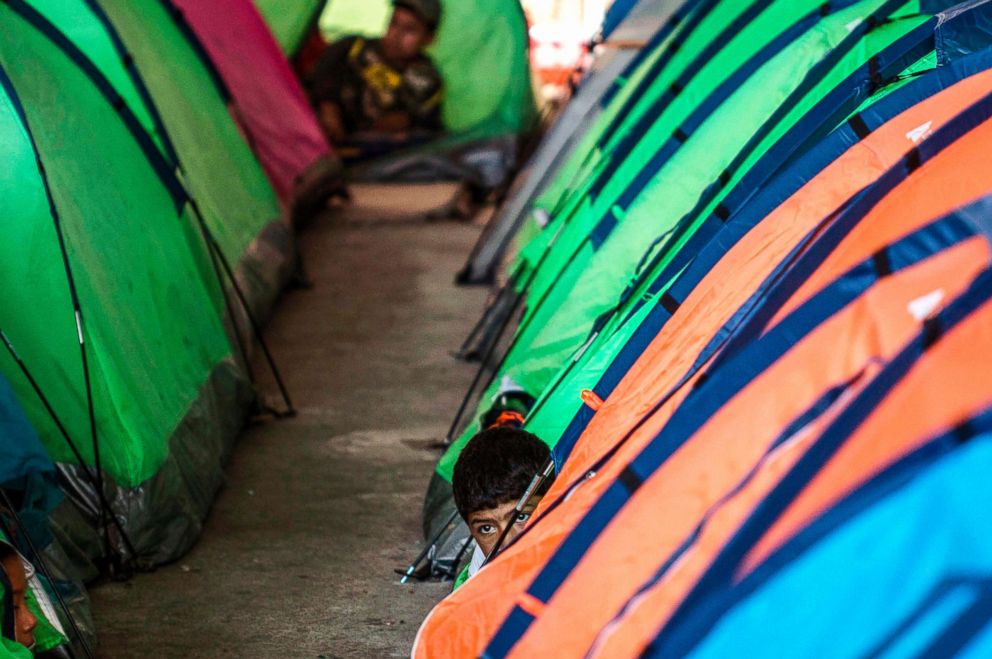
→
(168, 0, 333, 210)
(436, 0, 925, 483)
(413, 78, 992, 659)
(96, 0, 281, 266)
(0, 9, 231, 487)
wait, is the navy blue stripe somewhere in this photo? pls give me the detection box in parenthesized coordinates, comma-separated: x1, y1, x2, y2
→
(550, 37, 992, 470)
(599, 0, 640, 40)
(621, 20, 936, 303)
(485, 209, 979, 655)
(80, 0, 181, 166)
(590, 0, 836, 204)
(648, 268, 992, 657)
(914, 578, 992, 658)
(153, 0, 232, 102)
(5, 0, 188, 209)
(480, 606, 536, 659)
(655, 416, 992, 657)
(597, 0, 769, 150)
(704, 91, 992, 376)
(598, 371, 870, 639)
(588, 0, 911, 257)
(600, 0, 697, 107)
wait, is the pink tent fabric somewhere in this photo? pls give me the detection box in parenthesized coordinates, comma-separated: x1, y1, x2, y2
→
(171, 0, 332, 212)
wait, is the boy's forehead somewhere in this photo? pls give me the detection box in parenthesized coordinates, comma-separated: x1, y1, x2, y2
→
(467, 500, 518, 520)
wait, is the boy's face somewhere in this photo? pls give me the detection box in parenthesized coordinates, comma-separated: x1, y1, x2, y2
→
(466, 496, 542, 557)
(0, 552, 37, 650)
(382, 8, 434, 64)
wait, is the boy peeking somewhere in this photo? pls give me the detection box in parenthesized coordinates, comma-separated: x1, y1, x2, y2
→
(451, 427, 555, 588)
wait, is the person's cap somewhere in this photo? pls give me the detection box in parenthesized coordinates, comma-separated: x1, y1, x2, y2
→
(394, 0, 442, 31)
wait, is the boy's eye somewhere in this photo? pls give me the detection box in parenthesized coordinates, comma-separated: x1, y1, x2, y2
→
(515, 512, 531, 525)
(478, 524, 496, 535)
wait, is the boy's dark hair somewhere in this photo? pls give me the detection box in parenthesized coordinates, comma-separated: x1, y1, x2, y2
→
(452, 427, 553, 521)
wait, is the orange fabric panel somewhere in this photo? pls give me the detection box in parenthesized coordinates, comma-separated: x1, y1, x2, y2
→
(741, 294, 992, 577)
(509, 240, 989, 659)
(559, 70, 992, 491)
(411, 75, 992, 659)
(771, 114, 992, 326)
(589, 282, 992, 658)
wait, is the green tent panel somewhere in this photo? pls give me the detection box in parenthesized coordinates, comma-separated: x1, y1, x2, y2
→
(435, 0, 930, 483)
(522, 7, 943, 454)
(93, 0, 292, 322)
(254, 0, 324, 55)
(0, 4, 248, 567)
(26, 0, 169, 158)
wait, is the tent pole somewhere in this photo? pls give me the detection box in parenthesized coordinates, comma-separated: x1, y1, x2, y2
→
(0, 332, 138, 566)
(0, 65, 130, 575)
(399, 508, 459, 584)
(190, 204, 296, 419)
(480, 459, 555, 569)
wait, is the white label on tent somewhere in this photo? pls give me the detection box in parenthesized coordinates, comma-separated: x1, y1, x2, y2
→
(533, 208, 551, 228)
(906, 121, 934, 144)
(908, 289, 945, 321)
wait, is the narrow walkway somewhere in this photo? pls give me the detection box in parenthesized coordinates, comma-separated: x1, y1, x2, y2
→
(90, 184, 486, 657)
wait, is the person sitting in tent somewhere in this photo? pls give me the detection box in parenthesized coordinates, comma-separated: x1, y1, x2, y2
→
(306, 0, 444, 160)
(450, 426, 556, 589)
(0, 541, 38, 656)
(0, 530, 69, 658)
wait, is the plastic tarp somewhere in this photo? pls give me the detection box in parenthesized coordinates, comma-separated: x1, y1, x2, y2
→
(169, 0, 334, 210)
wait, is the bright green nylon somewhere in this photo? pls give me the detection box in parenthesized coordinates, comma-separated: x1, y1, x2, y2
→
(27, 0, 168, 157)
(22, 586, 64, 652)
(519, 0, 834, 315)
(254, 0, 324, 54)
(0, 11, 231, 487)
(97, 0, 281, 266)
(436, 0, 915, 481)
(531, 0, 755, 219)
(0, 639, 29, 659)
(523, 7, 928, 457)
(318, 0, 537, 136)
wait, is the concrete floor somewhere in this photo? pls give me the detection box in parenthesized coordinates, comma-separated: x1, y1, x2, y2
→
(89, 184, 486, 658)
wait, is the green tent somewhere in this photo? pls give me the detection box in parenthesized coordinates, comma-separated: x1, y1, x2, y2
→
(257, 0, 537, 139)
(0, 1, 258, 571)
(254, 0, 325, 55)
(425, 0, 947, 553)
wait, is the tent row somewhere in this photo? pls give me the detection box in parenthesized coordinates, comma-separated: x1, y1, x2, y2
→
(257, 0, 536, 142)
(0, 0, 343, 652)
(416, 0, 992, 656)
(253, 0, 538, 190)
